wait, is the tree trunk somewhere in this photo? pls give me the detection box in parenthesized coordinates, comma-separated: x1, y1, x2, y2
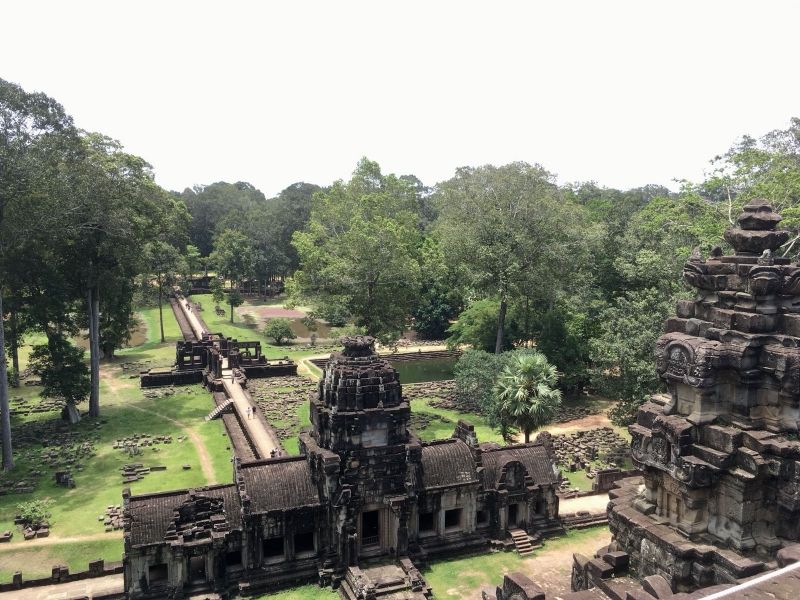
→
(9, 307, 19, 388)
(0, 293, 14, 470)
(88, 286, 100, 418)
(524, 429, 531, 443)
(495, 297, 507, 354)
(158, 280, 165, 343)
(230, 302, 234, 323)
(63, 402, 81, 424)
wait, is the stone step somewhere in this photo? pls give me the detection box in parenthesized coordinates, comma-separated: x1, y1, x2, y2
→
(205, 399, 234, 421)
(508, 527, 536, 556)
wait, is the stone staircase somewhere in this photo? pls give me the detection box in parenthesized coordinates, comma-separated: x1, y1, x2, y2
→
(339, 559, 432, 600)
(508, 527, 537, 556)
(205, 399, 234, 421)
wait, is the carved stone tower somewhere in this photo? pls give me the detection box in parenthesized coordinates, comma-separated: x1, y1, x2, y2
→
(608, 199, 800, 590)
(302, 336, 419, 581)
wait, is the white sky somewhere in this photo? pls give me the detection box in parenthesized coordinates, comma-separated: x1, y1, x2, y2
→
(2, 1, 799, 196)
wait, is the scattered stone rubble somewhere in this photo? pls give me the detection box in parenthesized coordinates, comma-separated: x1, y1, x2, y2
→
(9, 394, 64, 416)
(121, 463, 167, 484)
(553, 427, 630, 474)
(113, 434, 174, 455)
(0, 419, 100, 496)
(100, 505, 124, 532)
(142, 385, 196, 399)
(249, 376, 316, 440)
(13, 514, 50, 540)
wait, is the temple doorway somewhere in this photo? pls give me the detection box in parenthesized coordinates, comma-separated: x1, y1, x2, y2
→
(508, 503, 519, 527)
(188, 555, 205, 584)
(362, 510, 380, 548)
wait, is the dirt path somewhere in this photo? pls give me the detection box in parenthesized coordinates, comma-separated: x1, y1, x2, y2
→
(542, 412, 613, 436)
(516, 528, 612, 598)
(0, 531, 122, 550)
(559, 494, 610, 514)
(511, 409, 619, 445)
(126, 404, 216, 485)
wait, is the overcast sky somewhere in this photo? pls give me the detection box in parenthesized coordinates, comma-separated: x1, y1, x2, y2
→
(2, 1, 799, 196)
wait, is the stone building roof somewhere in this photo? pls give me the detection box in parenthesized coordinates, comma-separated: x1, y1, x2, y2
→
(481, 444, 560, 489)
(126, 484, 241, 547)
(419, 439, 478, 488)
(239, 457, 320, 513)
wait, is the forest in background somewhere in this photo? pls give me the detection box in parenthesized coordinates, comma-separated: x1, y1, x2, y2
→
(4, 76, 800, 474)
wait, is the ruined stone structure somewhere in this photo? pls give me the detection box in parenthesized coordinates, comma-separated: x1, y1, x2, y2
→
(482, 199, 800, 600)
(124, 336, 562, 598)
(606, 200, 800, 589)
(140, 334, 296, 388)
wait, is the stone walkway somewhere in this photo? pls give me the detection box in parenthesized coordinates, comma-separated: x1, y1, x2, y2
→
(175, 297, 281, 459)
(221, 371, 281, 458)
(0, 574, 123, 599)
(177, 295, 207, 340)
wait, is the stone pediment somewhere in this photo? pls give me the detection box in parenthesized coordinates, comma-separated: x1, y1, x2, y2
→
(655, 333, 726, 387)
(164, 491, 229, 544)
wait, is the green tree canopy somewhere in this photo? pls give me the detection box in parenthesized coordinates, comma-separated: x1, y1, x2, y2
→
(263, 318, 297, 345)
(436, 162, 595, 353)
(29, 335, 90, 424)
(290, 158, 421, 344)
(494, 351, 562, 443)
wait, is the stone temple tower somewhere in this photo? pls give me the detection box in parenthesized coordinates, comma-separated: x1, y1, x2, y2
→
(607, 199, 800, 590)
(300, 335, 420, 582)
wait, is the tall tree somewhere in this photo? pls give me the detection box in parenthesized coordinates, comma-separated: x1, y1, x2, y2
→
(290, 159, 421, 344)
(183, 181, 266, 255)
(144, 241, 185, 342)
(0, 78, 76, 469)
(436, 163, 591, 353)
(29, 335, 90, 424)
(65, 132, 163, 417)
(210, 229, 253, 289)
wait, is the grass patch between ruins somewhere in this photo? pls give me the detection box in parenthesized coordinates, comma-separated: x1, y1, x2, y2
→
(409, 397, 504, 445)
(0, 303, 233, 578)
(0, 538, 124, 583)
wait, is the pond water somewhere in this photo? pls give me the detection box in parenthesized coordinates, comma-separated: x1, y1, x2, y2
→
(391, 357, 456, 384)
(287, 318, 333, 340)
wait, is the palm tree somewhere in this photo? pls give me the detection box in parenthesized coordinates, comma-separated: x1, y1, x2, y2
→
(494, 352, 562, 443)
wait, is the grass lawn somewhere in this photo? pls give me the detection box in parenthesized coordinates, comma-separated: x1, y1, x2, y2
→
(563, 469, 593, 491)
(0, 302, 233, 582)
(410, 398, 504, 445)
(252, 584, 338, 600)
(281, 403, 312, 456)
(424, 526, 608, 598)
(190, 293, 328, 361)
(0, 538, 124, 583)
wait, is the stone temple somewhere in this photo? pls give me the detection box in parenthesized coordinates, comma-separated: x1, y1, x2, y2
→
(123, 336, 562, 598)
(611, 199, 800, 588)
(486, 199, 800, 600)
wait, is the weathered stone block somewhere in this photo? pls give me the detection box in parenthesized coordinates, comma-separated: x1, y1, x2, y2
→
(702, 425, 741, 454)
(777, 544, 800, 567)
(588, 558, 614, 579)
(641, 574, 672, 598)
(602, 551, 630, 569)
(675, 300, 695, 319)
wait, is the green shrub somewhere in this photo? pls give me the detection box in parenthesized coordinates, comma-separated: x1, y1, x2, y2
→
(263, 318, 297, 345)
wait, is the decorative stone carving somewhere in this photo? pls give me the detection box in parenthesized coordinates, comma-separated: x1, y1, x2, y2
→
(609, 200, 800, 591)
